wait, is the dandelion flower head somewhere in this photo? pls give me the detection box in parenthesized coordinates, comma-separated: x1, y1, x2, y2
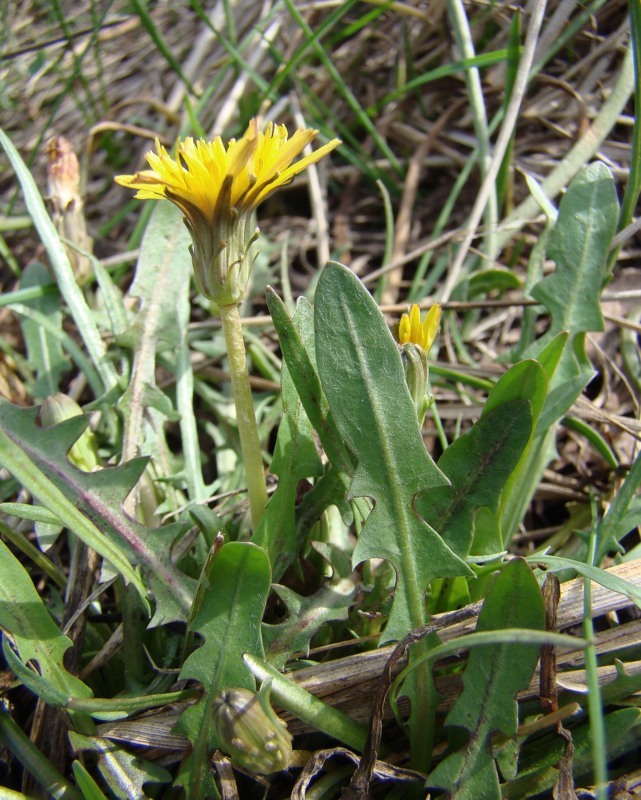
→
(115, 120, 341, 305)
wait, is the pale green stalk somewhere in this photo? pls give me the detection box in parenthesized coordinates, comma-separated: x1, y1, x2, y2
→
(176, 340, 208, 502)
(0, 706, 80, 800)
(244, 654, 369, 752)
(219, 303, 268, 529)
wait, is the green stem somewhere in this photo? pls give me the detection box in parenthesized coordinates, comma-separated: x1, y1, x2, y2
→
(219, 303, 268, 529)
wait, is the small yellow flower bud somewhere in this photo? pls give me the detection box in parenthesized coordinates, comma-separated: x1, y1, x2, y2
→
(400, 343, 432, 424)
(212, 688, 293, 775)
(394, 304, 441, 424)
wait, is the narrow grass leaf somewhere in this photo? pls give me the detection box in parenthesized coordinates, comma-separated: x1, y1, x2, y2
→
(72, 761, 109, 800)
(283, 0, 401, 171)
(496, 11, 521, 212)
(0, 706, 80, 800)
(19, 263, 69, 397)
(561, 416, 619, 471)
(371, 50, 510, 115)
(127, 0, 196, 96)
(612, 0, 641, 273)
(0, 128, 118, 393)
(528, 554, 641, 608)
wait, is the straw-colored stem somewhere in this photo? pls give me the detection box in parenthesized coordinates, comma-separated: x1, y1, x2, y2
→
(219, 303, 268, 529)
(447, 0, 497, 258)
(441, 0, 549, 300)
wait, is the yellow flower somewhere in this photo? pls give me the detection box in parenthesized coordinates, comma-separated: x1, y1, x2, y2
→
(397, 303, 442, 352)
(395, 304, 441, 424)
(115, 120, 340, 306)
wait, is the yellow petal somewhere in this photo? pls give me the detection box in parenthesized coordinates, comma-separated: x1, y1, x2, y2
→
(395, 303, 441, 350)
(115, 120, 340, 231)
(408, 304, 422, 347)
(398, 314, 411, 344)
(422, 303, 442, 351)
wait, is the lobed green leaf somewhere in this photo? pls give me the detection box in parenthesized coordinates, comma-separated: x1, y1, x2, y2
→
(0, 401, 195, 624)
(176, 542, 270, 799)
(314, 262, 471, 643)
(427, 559, 545, 798)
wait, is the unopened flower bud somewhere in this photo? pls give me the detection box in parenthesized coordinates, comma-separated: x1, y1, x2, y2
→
(400, 342, 432, 424)
(212, 688, 293, 775)
(39, 394, 99, 472)
(47, 135, 81, 214)
(46, 136, 93, 284)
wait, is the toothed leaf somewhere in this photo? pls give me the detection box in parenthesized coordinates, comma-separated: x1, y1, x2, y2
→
(314, 262, 471, 644)
(0, 400, 195, 624)
(176, 542, 270, 799)
(262, 576, 356, 669)
(428, 559, 545, 799)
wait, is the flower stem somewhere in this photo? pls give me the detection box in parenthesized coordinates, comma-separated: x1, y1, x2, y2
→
(219, 303, 268, 529)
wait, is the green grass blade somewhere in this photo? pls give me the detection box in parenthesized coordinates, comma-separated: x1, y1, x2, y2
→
(0, 128, 118, 394)
(283, 0, 401, 171)
(128, 0, 197, 95)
